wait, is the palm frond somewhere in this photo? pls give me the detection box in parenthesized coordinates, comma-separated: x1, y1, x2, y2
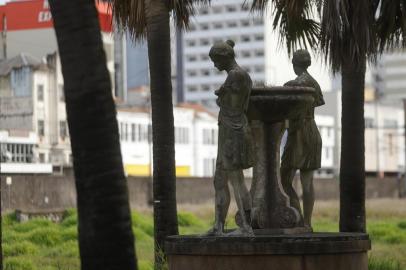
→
(269, 0, 320, 54)
(319, 0, 376, 72)
(170, 0, 210, 30)
(111, 0, 147, 40)
(111, 0, 210, 41)
(376, 0, 406, 52)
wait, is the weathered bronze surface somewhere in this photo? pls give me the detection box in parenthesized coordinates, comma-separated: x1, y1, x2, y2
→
(281, 49, 325, 229)
(206, 40, 255, 236)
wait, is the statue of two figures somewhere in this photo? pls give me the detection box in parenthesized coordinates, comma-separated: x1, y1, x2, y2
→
(206, 40, 324, 236)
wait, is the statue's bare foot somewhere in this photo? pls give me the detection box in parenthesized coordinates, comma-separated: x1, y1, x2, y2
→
(203, 223, 224, 236)
(227, 226, 254, 237)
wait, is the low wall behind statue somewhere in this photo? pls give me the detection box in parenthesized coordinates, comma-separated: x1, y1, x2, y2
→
(1, 172, 405, 212)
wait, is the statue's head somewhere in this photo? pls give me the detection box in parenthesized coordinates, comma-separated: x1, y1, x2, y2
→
(209, 40, 235, 71)
(292, 49, 311, 75)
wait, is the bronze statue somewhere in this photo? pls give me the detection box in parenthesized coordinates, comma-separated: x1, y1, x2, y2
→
(281, 49, 325, 229)
(207, 40, 255, 236)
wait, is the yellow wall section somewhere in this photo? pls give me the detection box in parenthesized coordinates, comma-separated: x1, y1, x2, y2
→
(125, 164, 150, 176)
(124, 164, 191, 177)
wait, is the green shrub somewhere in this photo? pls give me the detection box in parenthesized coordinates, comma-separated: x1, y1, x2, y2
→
(4, 257, 37, 270)
(178, 212, 205, 227)
(13, 219, 54, 233)
(2, 212, 17, 227)
(3, 230, 26, 244)
(132, 212, 154, 236)
(60, 227, 78, 242)
(369, 257, 401, 270)
(43, 241, 79, 258)
(133, 227, 153, 242)
(398, 221, 406, 230)
(139, 260, 154, 270)
(3, 241, 38, 257)
(27, 227, 62, 247)
(61, 211, 77, 228)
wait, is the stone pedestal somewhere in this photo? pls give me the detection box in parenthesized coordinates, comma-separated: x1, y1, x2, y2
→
(248, 86, 315, 229)
(166, 233, 371, 270)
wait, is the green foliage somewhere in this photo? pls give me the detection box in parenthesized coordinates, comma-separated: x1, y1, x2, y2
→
(13, 219, 54, 233)
(27, 227, 62, 247)
(3, 207, 406, 269)
(60, 214, 77, 228)
(368, 221, 406, 245)
(60, 227, 78, 242)
(133, 227, 153, 242)
(369, 257, 401, 270)
(132, 211, 154, 236)
(398, 221, 406, 230)
(2, 212, 17, 226)
(3, 241, 38, 257)
(138, 260, 154, 270)
(178, 212, 205, 227)
(4, 257, 37, 270)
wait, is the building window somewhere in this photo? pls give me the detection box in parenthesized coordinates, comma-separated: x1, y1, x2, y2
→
(38, 120, 45, 136)
(365, 117, 374, 128)
(241, 20, 250, 26)
(60, 121, 67, 139)
(255, 50, 264, 57)
(188, 86, 198, 92)
(200, 39, 210, 46)
(187, 56, 197, 62)
(213, 23, 223, 29)
(37, 84, 44, 101)
(124, 123, 128, 141)
(59, 84, 65, 102)
(175, 127, 189, 144)
(242, 35, 251, 42)
(384, 119, 397, 128)
(131, 123, 136, 142)
(203, 128, 217, 145)
(187, 40, 196, 46)
(202, 85, 210, 92)
(242, 51, 251, 58)
(201, 24, 209, 30)
(202, 70, 210, 76)
(255, 35, 264, 41)
(39, 153, 45, 163)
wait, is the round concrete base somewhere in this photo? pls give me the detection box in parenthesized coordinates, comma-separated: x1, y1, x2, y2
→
(165, 233, 371, 270)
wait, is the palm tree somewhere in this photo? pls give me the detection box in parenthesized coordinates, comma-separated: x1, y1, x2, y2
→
(48, 0, 137, 269)
(250, 0, 406, 233)
(112, 0, 209, 268)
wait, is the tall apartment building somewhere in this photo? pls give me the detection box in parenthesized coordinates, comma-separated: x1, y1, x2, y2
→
(176, 0, 332, 108)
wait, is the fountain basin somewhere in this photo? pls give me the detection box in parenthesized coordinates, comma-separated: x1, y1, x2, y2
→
(248, 86, 315, 122)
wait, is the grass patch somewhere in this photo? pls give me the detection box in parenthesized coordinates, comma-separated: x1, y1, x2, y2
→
(4, 257, 37, 270)
(369, 256, 401, 270)
(2, 199, 406, 269)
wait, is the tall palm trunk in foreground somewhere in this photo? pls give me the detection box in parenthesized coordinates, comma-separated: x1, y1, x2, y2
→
(340, 47, 366, 233)
(144, 0, 179, 267)
(49, 0, 137, 269)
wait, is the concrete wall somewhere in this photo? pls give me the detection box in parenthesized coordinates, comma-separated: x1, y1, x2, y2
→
(1, 172, 405, 212)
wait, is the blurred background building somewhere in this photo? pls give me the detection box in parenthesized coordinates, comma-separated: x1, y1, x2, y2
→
(1, 0, 406, 179)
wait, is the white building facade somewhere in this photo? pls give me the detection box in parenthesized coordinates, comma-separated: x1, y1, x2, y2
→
(0, 53, 71, 167)
(117, 105, 218, 177)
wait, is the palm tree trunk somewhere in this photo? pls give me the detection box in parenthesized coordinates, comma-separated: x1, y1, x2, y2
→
(144, 0, 179, 268)
(339, 46, 367, 233)
(49, 0, 137, 269)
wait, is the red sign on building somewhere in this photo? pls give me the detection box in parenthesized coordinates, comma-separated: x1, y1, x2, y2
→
(0, 0, 112, 32)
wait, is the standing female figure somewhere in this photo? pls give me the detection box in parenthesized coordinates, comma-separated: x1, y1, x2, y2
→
(281, 50, 325, 228)
(207, 40, 255, 236)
